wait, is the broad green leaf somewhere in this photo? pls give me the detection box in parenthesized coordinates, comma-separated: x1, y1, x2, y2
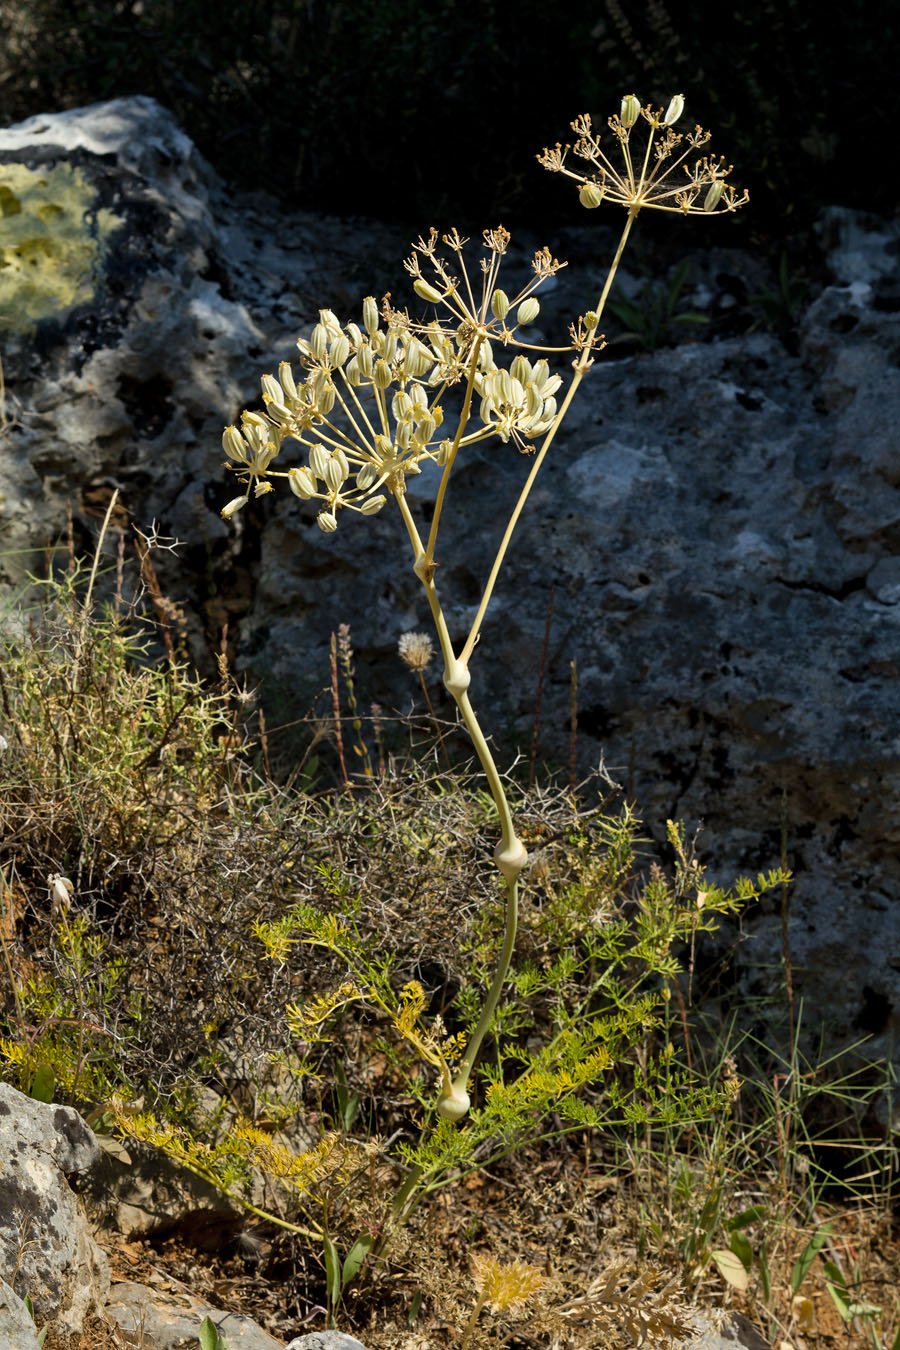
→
(197, 1314, 223, 1350)
(791, 1222, 832, 1295)
(30, 1063, 55, 1103)
(342, 1234, 373, 1288)
(727, 1204, 767, 1231)
(711, 1248, 749, 1292)
(322, 1235, 341, 1309)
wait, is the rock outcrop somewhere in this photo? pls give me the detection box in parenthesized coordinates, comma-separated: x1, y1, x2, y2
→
(1, 96, 897, 1078)
(0, 1081, 109, 1335)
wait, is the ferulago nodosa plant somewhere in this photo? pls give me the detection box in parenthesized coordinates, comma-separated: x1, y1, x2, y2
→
(219, 98, 746, 1126)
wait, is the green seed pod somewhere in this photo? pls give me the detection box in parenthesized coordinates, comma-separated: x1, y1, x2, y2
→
(330, 334, 350, 368)
(317, 510, 338, 533)
(319, 307, 342, 339)
(510, 354, 530, 384)
(362, 296, 379, 336)
(358, 343, 374, 379)
(392, 390, 413, 421)
(310, 324, 328, 360)
(374, 359, 392, 390)
(516, 297, 540, 326)
(324, 458, 346, 492)
(260, 374, 282, 404)
(344, 356, 361, 386)
(663, 93, 684, 126)
(222, 426, 247, 463)
(309, 444, 330, 480)
(221, 494, 248, 519)
(360, 494, 386, 515)
(703, 181, 725, 211)
(490, 288, 510, 320)
(579, 180, 605, 209)
(413, 278, 443, 304)
(620, 94, 641, 128)
(278, 362, 298, 401)
(356, 463, 379, 490)
(288, 466, 316, 499)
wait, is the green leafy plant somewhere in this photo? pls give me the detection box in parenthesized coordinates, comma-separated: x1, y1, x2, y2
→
(197, 1313, 228, 1350)
(23, 1293, 48, 1347)
(607, 259, 708, 350)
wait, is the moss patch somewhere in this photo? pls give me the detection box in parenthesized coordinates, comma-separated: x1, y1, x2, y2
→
(0, 162, 120, 333)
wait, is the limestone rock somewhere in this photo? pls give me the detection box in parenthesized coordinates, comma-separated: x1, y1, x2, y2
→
(0, 1279, 42, 1350)
(285, 1335, 368, 1349)
(0, 1082, 109, 1336)
(105, 1279, 284, 1348)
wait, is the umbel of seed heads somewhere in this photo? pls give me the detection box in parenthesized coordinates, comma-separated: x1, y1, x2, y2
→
(537, 93, 749, 216)
(220, 228, 587, 532)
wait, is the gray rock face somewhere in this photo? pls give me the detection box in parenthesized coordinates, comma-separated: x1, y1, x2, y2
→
(1, 97, 898, 1074)
(285, 1336, 368, 1350)
(0, 1082, 109, 1335)
(0, 1279, 42, 1350)
(690, 1311, 770, 1349)
(106, 1280, 285, 1349)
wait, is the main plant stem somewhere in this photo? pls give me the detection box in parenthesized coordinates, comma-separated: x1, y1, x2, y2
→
(384, 212, 639, 1236)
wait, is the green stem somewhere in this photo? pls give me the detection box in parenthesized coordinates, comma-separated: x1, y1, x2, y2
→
(460, 209, 638, 665)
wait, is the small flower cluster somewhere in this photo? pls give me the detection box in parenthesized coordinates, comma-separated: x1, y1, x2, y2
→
(220, 229, 580, 531)
(538, 95, 748, 217)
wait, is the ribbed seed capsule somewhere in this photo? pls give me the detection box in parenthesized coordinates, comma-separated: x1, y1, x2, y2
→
(317, 511, 338, 533)
(510, 354, 530, 384)
(222, 426, 247, 462)
(346, 322, 363, 346)
(516, 297, 540, 325)
(317, 383, 336, 414)
(374, 360, 392, 390)
(330, 334, 350, 368)
(261, 374, 282, 404)
(319, 308, 342, 339)
(309, 444, 330, 479)
(363, 296, 379, 335)
(333, 447, 350, 479)
(344, 357, 361, 386)
(621, 94, 641, 128)
(663, 93, 684, 125)
(382, 331, 398, 364)
(288, 466, 316, 498)
(579, 181, 605, 209)
(532, 358, 550, 389)
(325, 458, 346, 492)
(703, 181, 725, 211)
(310, 324, 328, 359)
(360, 495, 386, 515)
(278, 362, 298, 400)
(358, 344, 374, 378)
(491, 288, 510, 320)
(392, 391, 413, 421)
(356, 464, 379, 490)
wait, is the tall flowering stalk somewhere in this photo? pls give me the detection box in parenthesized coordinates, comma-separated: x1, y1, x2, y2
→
(219, 94, 746, 1192)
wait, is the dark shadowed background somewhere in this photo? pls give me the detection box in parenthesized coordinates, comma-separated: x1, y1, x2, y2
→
(1, 0, 896, 245)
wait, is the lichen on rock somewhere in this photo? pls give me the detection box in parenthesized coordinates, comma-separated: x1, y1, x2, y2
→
(0, 161, 120, 332)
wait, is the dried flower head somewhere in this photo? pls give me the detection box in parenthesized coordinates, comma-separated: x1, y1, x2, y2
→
(538, 98, 748, 217)
(470, 1252, 548, 1312)
(398, 631, 434, 672)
